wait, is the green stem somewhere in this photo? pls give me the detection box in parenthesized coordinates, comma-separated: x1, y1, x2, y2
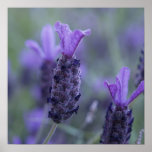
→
(43, 122, 58, 144)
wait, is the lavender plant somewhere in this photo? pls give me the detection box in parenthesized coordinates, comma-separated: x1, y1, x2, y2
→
(48, 21, 91, 122)
(8, 8, 144, 145)
(25, 24, 60, 103)
(43, 21, 91, 144)
(100, 67, 144, 144)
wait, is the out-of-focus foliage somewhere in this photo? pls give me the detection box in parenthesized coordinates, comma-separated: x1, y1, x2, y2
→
(8, 8, 144, 144)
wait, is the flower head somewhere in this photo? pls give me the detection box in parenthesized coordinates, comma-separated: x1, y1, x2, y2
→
(104, 67, 144, 107)
(47, 22, 91, 123)
(25, 24, 60, 61)
(55, 21, 91, 58)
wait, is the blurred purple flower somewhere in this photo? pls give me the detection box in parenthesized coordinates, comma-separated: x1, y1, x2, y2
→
(104, 67, 144, 107)
(24, 108, 44, 134)
(12, 136, 21, 144)
(20, 24, 60, 103)
(120, 24, 144, 50)
(55, 21, 91, 58)
(25, 24, 60, 61)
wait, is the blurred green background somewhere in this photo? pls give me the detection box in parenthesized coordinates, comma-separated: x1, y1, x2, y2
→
(8, 8, 144, 144)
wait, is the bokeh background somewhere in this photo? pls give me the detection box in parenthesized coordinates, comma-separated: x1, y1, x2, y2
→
(8, 8, 144, 144)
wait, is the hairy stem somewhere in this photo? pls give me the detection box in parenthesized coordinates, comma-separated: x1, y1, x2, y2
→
(43, 122, 58, 144)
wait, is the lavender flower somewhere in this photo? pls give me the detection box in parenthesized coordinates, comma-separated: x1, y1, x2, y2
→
(11, 135, 35, 144)
(100, 67, 144, 144)
(47, 21, 91, 123)
(25, 24, 60, 102)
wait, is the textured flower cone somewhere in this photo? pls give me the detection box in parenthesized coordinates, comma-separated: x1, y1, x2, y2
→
(135, 50, 144, 87)
(40, 60, 55, 102)
(48, 55, 81, 123)
(100, 103, 134, 144)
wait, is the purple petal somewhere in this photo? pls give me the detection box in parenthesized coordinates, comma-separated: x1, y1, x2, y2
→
(126, 80, 144, 105)
(115, 77, 122, 105)
(41, 24, 56, 60)
(117, 67, 130, 103)
(104, 81, 117, 101)
(55, 21, 91, 58)
(25, 40, 44, 57)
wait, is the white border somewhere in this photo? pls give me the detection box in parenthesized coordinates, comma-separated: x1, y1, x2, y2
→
(0, 0, 152, 152)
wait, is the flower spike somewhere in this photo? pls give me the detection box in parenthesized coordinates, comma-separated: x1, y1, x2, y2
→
(101, 67, 144, 144)
(47, 22, 91, 123)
